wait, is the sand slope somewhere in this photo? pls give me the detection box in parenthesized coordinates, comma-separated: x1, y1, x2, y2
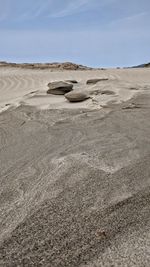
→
(0, 67, 150, 266)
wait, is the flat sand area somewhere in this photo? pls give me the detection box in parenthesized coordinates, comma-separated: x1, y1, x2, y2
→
(0, 67, 150, 266)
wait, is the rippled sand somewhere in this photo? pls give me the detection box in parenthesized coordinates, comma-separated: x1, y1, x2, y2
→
(0, 66, 150, 266)
(0, 67, 150, 113)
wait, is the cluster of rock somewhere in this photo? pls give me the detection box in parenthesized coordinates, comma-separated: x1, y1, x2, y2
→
(47, 82, 73, 95)
(47, 81, 89, 102)
(47, 77, 111, 103)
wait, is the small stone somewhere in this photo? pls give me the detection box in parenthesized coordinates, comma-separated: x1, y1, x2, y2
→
(87, 78, 108, 84)
(101, 90, 115, 95)
(65, 80, 78, 84)
(95, 230, 107, 238)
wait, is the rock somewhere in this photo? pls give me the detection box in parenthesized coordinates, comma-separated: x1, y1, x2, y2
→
(86, 78, 108, 84)
(47, 81, 73, 95)
(65, 80, 78, 84)
(65, 91, 90, 102)
(101, 90, 115, 95)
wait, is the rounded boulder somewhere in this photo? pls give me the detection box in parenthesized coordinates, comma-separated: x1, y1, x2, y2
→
(65, 91, 90, 102)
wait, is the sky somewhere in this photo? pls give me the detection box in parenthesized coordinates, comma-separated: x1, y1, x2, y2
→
(0, 0, 150, 67)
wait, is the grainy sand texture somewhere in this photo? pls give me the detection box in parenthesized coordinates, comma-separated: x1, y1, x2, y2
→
(0, 65, 150, 266)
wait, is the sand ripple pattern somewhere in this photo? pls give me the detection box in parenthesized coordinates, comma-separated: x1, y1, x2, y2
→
(0, 67, 150, 113)
(0, 68, 150, 266)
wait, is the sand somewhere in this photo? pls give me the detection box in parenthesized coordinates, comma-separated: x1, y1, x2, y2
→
(0, 67, 150, 113)
(0, 66, 150, 266)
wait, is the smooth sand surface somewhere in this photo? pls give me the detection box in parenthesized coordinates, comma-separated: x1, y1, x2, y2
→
(0, 67, 150, 266)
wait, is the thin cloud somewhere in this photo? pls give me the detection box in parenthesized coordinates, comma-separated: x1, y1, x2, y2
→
(0, 0, 118, 21)
(20, 0, 53, 20)
(19, 0, 91, 19)
(49, 0, 117, 18)
(6, 0, 90, 20)
(49, 0, 91, 18)
(109, 11, 148, 27)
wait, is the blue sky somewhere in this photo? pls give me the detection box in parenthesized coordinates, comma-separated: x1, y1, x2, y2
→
(0, 0, 149, 67)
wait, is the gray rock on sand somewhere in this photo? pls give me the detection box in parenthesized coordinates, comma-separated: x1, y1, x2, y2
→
(66, 80, 78, 84)
(47, 81, 73, 95)
(101, 90, 115, 95)
(65, 91, 90, 102)
(86, 78, 108, 84)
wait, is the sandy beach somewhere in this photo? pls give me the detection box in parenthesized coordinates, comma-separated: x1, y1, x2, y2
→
(0, 66, 150, 266)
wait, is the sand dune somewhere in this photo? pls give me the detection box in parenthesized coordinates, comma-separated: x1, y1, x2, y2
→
(0, 66, 150, 266)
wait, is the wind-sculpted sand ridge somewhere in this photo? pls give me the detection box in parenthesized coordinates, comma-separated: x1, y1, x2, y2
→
(0, 67, 150, 266)
(0, 67, 150, 113)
